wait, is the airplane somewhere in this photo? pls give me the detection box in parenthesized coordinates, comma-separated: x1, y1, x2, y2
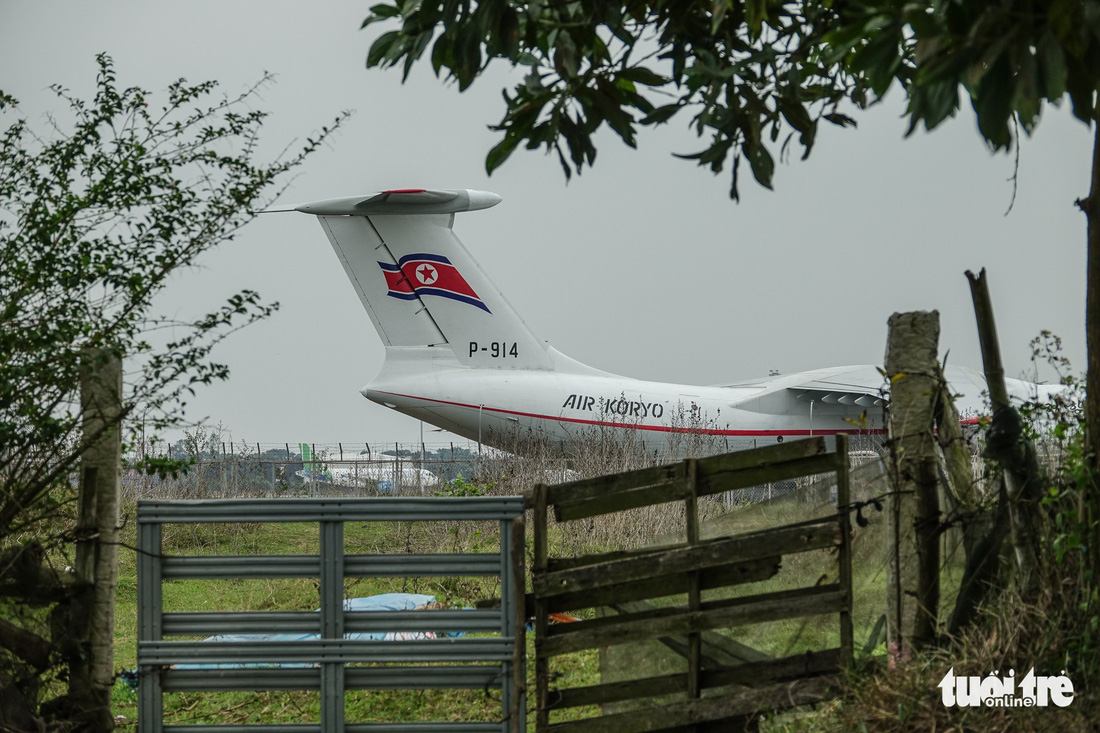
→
(282, 188, 1060, 454)
(296, 442, 440, 491)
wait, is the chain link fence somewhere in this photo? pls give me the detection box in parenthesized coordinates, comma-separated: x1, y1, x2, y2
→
(124, 438, 503, 499)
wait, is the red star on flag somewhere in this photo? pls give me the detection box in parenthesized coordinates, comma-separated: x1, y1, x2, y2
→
(416, 264, 438, 284)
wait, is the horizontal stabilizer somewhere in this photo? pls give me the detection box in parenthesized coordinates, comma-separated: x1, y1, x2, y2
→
(295, 189, 502, 216)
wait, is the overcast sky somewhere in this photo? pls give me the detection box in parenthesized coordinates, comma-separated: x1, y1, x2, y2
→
(2, 1, 1090, 447)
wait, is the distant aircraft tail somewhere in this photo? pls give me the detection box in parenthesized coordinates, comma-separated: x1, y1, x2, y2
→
(299, 442, 328, 479)
(298, 189, 560, 371)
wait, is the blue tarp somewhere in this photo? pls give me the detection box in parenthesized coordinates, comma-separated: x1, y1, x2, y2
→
(173, 593, 446, 670)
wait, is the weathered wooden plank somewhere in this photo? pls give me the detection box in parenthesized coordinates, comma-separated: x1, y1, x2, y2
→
(546, 462, 686, 507)
(534, 519, 840, 599)
(554, 480, 691, 522)
(556, 648, 842, 709)
(542, 585, 845, 656)
(546, 541, 686, 573)
(534, 483, 549, 573)
(550, 440, 839, 521)
(695, 436, 828, 474)
(556, 584, 840, 637)
(695, 453, 842, 497)
(546, 674, 841, 733)
(544, 556, 781, 613)
(607, 601, 773, 668)
(654, 630, 773, 669)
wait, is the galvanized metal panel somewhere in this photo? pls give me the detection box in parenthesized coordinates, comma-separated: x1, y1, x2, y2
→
(343, 721, 506, 726)
(161, 665, 505, 692)
(162, 721, 510, 726)
(162, 611, 320, 636)
(140, 638, 516, 665)
(137, 496, 525, 523)
(137, 521, 162, 733)
(160, 721, 321, 726)
(344, 609, 502, 634)
(161, 555, 320, 579)
(138, 496, 524, 732)
(160, 552, 503, 579)
(320, 520, 344, 733)
(345, 552, 503, 577)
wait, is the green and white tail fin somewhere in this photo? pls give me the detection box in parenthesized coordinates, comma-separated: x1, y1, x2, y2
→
(299, 442, 328, 479)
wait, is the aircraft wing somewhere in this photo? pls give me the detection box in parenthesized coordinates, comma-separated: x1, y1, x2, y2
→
(717, 365, 888, 415)
(719, 364, 1052, 419)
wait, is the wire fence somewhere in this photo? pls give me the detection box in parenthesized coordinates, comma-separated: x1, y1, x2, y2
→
(124, 439, 502, 498)
(122, 434, 890, 504)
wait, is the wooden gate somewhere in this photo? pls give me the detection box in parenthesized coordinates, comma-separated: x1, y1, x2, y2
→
(531, 435, 854, 732)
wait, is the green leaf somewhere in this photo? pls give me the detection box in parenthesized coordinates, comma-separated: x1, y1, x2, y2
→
(486, 133, 520, 174)
(779, 100, 812, 135)
(400, 0, 426, 20)
(556, 32, 579, 78)
(1038, 30, 1068, 100)
(1014, 47, 1041, 133)
(745, 0, 766, 39)
(498, 8, 521, 59)
(454, 25, 484, 90)
(1065, 58, 1095, 124)
(431, 32, 452, 76)
(907, 79, 959, 133)
(367, 30, 402, 68)
(972, 58, 1015, 149)
(850, 32, 903, 97)
(641, 104, 679, 125)
(745, 141, 774, 189)
(708, 0, 729, 35)
(362, 3, 400, 28)
(823, 112, 857, 128)
(619, 66, 669, 87)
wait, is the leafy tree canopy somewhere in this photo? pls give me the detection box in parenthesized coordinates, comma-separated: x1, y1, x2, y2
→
(363, 0, 1099, 198)
(0, 54, 348, 540)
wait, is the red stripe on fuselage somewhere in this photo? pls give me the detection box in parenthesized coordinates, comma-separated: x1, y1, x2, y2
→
(371, 390, 886, 437)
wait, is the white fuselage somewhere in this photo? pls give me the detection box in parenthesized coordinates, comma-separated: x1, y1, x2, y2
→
(361, 346, 886, 453)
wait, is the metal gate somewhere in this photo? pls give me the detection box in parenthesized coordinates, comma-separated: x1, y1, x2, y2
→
(137, 497, 526, 732)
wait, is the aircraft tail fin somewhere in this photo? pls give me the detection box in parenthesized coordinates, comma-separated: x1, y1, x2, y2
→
(300, 189, 557, 370)
(299, 443, 328, 478)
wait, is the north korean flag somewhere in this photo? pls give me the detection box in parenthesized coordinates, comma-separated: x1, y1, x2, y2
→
(378, 253, 491, 313)
(378, 262, 416, 300)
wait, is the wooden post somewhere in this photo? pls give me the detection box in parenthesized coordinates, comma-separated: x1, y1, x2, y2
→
(884, 312, 941, 664)
(72, 347, 122, 731)
(966, 269, 1042, 594)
